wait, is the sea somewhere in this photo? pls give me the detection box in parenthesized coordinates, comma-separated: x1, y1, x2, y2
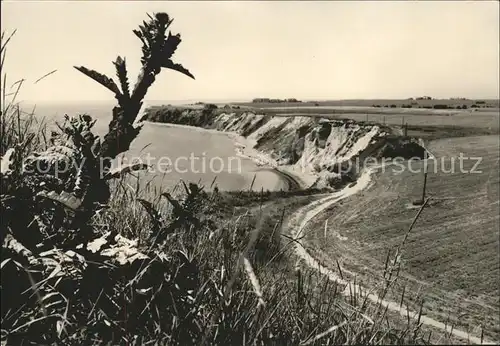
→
(24, 100, 287, 194)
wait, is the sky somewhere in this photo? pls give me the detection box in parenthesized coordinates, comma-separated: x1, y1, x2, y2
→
(1, 1, 499, 103)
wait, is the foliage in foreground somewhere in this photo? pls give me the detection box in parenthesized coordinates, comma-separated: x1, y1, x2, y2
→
(1, 12, 428, 345)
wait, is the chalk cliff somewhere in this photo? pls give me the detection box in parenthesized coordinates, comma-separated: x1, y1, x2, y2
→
(143, 107, 426, 189)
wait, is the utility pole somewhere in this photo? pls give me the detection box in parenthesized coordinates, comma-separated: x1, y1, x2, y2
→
(421, 170, 428, 204)
(414, 150, 429, 206)
(420, 150, 428, 204)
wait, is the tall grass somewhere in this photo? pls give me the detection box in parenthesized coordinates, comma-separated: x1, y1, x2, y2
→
(1, 31, 48, 157)
(0, 13, 430, 345)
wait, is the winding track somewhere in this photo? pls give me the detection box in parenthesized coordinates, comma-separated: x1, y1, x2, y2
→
(288, 167, 496, 345)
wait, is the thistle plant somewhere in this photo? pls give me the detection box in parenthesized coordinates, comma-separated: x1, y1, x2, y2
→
(52, 13, 194, 216)
(1, 12, 195, 249)
(75, 12, 194, 164)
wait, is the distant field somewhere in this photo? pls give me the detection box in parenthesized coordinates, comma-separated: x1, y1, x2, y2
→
(269, 111, 499, 138)
(266, 107, 498, 126)
(224, 100, 500, 135)
(234, 98, 500, 109)
(305, 135, 500, 341)
(171, 99, 499, 133)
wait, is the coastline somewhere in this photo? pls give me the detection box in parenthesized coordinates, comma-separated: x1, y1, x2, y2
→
(256, 168, 301, 191)
(228, 132, 315, 190)
(143, 120, 308, 191)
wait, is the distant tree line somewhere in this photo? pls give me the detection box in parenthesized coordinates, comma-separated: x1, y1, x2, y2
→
(373, 104, 470, 109)
(252, 98, 302, 103)
(372, 100, 494, 110)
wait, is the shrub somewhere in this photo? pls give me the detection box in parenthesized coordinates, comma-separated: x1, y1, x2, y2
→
(433, 104, 450, 109)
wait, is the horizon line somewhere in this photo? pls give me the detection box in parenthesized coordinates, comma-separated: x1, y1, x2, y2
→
(19, 97, 500, 104)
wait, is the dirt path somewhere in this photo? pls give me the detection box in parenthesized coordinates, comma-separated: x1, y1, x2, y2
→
(288, 167, 496, 345)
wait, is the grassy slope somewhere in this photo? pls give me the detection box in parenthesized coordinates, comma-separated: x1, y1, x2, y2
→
(304, 134, 499, 341)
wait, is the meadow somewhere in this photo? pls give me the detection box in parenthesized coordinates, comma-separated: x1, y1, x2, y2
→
(304, 134, 499, 342)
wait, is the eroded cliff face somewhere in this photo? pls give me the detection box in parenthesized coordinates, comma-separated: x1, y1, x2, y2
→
(143, 107, 426, 189)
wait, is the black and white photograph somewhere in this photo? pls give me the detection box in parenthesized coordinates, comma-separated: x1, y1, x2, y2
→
(1, 1, 499, 344)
